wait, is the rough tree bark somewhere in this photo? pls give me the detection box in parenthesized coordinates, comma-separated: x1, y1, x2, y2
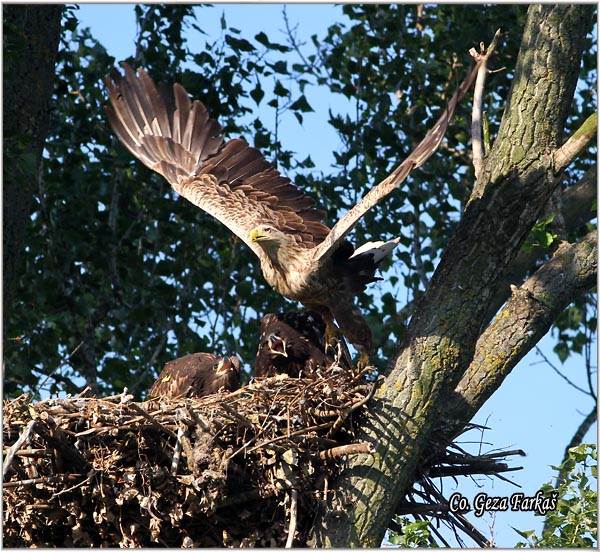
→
(3, 5, 62, 337)
(309, 5, 596, 546)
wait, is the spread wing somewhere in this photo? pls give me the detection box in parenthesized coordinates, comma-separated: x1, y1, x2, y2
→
(313, 60, 482, 264)
(104, 63, 329, 260)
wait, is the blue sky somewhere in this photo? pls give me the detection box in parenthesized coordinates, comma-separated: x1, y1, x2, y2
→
(74, 4, 597, 547)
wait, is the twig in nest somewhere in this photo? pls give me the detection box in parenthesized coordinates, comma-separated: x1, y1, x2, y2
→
(32, 423, 89, 472)
(129, 403, 177, 439)
(285, 488, 298, 548)
(3, 473, 84, 489)
(3, 419, 36, 477)
(219, 402, 255, 429)
(319, 441, 374, 461)
(51, 471, 95, 498)
(326, 377, 382, 437)
(186, 404, 211, 431)
(171, 427, 184, 475)
(246, 421, 334, 454)
(225, 419, 275, 462)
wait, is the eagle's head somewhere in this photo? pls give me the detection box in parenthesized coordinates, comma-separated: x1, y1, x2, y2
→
(249, 225, 284, 247)
(249, 225, 303, 273)
(215, 355, 242, 377)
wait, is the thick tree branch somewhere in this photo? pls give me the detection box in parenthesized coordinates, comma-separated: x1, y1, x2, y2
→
(309, 5, 595, 546)
(445, 231, 597, 423)
(484, 166, 597, 324)
(553, 112, 598, 174)
(3, 5, 62, 345)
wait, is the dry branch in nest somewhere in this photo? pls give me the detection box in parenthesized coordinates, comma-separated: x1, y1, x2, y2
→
(3, 368, 378, 547)
(394, 422, 526, 547)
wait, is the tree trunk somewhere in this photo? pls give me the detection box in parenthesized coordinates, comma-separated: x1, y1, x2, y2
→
(309, 4, 595, 546)
(3, 5, 62, 338)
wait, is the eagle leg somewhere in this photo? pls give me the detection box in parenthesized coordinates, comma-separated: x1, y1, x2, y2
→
(356, 347, 371, 369)
(328, 301, 373, 360)
(324, 321, 340, 353)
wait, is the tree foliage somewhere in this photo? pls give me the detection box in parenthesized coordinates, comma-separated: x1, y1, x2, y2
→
(3, 4, 597, 547)
(516, 444, 597, 548)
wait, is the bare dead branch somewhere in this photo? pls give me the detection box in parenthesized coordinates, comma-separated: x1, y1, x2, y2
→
(470, 29, 502, 180)
(285, 489, 298, 548)
(128, 402, 178, 439)
(3, 419, 36, 477)
(319, 442, 374, 460)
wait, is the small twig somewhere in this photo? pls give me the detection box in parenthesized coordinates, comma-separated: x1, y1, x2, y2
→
(3, 473, 84, 489)
(171, 427, 184, 475)
(246, 421, 334, 454)
(219, 402, 255, 429)
(214, 488, 268, 510)
(128, 403, 178, 439)
(75, 386, 92, 398)
(319, 441, 374, 461)
(1, 448, 51, 458)
(3, 419, 36, 478)
(396, 501, 451, 515)
(226, 419, 276, 462)
(51, 471, 95, 498)
(285, 488, 298, 548)
(533, 345, 590, 395)
(347, 377, 382, 411)
(326, 407, 351, 437)
(326, 377, 382, 437)
(179, 433, 199, 477)
(186, 405, 212, 432)
(428, 463, 522, 478)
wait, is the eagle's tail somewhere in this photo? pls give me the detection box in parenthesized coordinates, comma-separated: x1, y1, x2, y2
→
(343, 237, 400, 291)
(350, 237, 400, 263)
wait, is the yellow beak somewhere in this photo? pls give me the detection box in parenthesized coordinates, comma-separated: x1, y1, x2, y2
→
(249, 228, 263, 242)
(216, 357, 233, 375)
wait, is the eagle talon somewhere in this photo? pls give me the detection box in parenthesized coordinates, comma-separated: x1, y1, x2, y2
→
(324, 322, 339, 350)
(357, 348, 370, 369)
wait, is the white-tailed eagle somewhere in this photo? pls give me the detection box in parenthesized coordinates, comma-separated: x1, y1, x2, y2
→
(105, 62, 478, 359)
(255, 311, 342, 378)
(147, 353, 241, 399)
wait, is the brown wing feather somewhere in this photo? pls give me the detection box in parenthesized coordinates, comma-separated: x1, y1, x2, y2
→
(148, 352, 218, 399)
(313, 60, 482, 263)
(105, 63, 329, 258)
(148, 352, 240, 399)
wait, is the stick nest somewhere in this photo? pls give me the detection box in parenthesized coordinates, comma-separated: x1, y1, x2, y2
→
(3, 368, 377, 547)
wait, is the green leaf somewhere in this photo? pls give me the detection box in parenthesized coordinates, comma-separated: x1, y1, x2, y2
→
(249, 83, 264, 105)
(289, 94, 314, 113)
(273, 80, 289, 97)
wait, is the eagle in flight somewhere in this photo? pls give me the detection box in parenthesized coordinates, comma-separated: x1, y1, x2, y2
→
(105, 63, 477, 358)
(147, 353, 241, 399)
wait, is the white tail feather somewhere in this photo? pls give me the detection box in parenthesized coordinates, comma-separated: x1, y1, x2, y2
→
(350, 237, 400, 262)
